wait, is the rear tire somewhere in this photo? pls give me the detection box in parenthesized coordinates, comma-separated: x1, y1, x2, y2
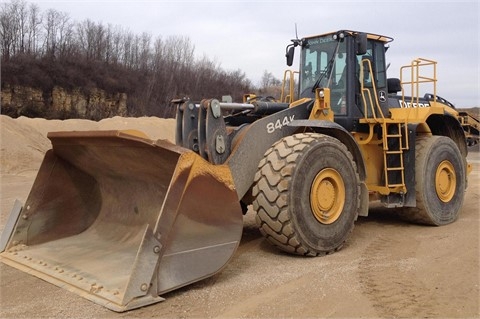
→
(400, 136, 466, 225)
(252, 133, 360, 256)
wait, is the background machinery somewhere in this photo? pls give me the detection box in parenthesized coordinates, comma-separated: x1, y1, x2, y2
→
(0, 30, 471, 311)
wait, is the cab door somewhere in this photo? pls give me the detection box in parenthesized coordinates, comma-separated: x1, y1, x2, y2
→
(356, 40, 389, 118)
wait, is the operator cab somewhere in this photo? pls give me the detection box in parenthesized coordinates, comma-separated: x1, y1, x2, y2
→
(288, 30, 393, 131)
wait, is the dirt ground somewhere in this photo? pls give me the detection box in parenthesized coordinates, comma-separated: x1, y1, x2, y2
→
(0, 115, 479, 318)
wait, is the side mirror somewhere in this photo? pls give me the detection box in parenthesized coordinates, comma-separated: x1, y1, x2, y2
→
(286, 45, 295, 66)
(355, 33, 367, 55)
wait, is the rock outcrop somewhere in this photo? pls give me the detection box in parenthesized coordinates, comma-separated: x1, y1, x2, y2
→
(1, 84, 127, 119)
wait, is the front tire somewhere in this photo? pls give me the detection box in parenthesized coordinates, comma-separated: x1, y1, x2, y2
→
(252, 133, 360, 256)
(400, 136, 466, 225)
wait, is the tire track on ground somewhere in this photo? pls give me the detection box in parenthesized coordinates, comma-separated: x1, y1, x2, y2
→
(357, 227, 440, 318)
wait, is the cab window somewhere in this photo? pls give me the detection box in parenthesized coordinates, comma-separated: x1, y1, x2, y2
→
(356, 41, 386, 88)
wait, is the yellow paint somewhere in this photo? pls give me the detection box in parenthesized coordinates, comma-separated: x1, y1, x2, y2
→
(309, 88, 333, 121)
(435, 160, 456, 203)
(310, 168, 345, 224)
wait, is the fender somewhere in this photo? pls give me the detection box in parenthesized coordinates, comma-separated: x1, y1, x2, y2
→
(226, 101, 312, 200)
(427, 113, 468, 158)
(288, 119, 366, 180)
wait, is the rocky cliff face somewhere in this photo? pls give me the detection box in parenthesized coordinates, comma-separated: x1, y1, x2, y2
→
(1, 85, 127, 119)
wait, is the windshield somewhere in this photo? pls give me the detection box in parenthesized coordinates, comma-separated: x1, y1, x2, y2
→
(300, 35, 347, 114)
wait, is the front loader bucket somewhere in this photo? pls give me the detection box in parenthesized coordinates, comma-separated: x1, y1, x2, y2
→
(0, 130, 243, 312)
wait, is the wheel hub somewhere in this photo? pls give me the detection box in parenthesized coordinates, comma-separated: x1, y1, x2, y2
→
(310, 168, 345, 224)
(435, 160, 456, 202)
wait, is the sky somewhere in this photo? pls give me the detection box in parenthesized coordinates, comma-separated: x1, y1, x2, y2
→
(27, 0, 479, 107)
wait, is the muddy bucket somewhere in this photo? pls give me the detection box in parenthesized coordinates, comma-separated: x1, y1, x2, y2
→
(0, 130, 243, 311)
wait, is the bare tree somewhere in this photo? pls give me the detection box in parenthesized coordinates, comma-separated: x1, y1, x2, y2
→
(1, 0, 254, 118)
(15, 0, 28, 54)
(27, 3, 42, 56)
(76, 19, 96, 60)
(43, 8, 71, 58)
(0, 0, 17, 60)
(56, 12, 73, 59)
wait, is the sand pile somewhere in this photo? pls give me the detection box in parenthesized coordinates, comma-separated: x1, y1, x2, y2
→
(0, 115, 176, 174)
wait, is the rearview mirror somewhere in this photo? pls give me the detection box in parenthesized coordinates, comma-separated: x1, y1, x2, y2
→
(355, 33, 367, 55)
(286, 45, 295, 66)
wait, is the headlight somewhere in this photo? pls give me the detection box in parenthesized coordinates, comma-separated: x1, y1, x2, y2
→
(333, 32, 345, 41)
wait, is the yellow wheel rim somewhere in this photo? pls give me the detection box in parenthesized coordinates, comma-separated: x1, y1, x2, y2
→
(310, 168, 345, 224)
(435, 160, 456, 203)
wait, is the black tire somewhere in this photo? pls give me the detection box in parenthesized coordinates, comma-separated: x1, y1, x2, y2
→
(252, 133, 360, 256)
(400, 136, 466, 226)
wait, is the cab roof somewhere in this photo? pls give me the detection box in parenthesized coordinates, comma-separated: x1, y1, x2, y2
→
(304, 30, 394, 43)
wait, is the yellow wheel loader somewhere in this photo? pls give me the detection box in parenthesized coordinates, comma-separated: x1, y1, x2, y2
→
(0, 30, 471, 311)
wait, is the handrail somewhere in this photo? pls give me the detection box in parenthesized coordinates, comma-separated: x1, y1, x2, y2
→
(400, 57, 437, 107)
(280, 69, 299, 103)
(359, 58, 385, 120)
